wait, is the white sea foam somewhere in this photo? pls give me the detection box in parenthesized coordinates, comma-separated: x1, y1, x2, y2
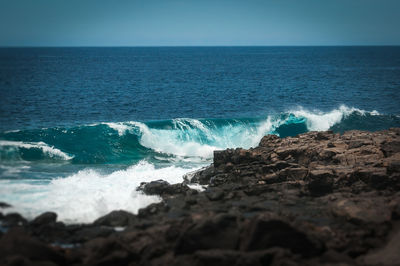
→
(131, 119, 275, 159)
(0, 140, 73, 160)
(289, 105, 380, 131)
(102, 105, 380, 159)
(103, 122, 132, 136)
(4, 129, 21, 133)
(370, 110, 380, 116)
(0, 161, 199, 224)
(0, 165, 30, 177)
(102, 118, 275, 160)
(187, 183, 206, 192)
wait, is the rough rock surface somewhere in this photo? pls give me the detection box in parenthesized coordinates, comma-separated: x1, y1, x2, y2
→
(0, 129, 399, 265)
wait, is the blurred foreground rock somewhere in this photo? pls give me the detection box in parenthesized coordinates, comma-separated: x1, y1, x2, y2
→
(1, 128, 399, 265)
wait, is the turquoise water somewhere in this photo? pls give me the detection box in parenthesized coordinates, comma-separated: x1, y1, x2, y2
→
(1, 47, 400, 223)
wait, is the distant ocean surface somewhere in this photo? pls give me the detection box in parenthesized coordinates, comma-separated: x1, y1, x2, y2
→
(1, 47, 400, 223)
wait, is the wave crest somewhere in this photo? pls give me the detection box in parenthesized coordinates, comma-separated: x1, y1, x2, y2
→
(1, 105, 396, 164)
(289, 105, 380, 131)
(0, 140, 73, 161)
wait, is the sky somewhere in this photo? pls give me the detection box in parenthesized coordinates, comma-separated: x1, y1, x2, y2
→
(0, 0, 399, 46)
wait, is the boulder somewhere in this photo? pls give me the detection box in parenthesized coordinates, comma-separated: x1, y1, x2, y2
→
(175, 214, 239, 254)
(69, 226, 115, 243)
(205, 188, 224, 201)
(381, 140, 400, 157)
(137, 180, 192, 196)
(93, 210, 136, 227)
(187, 166, 215, 185)
(1, 213, 27, 227)
(0, 228, 64, 265)
(240, 217, 323, 257)
(82, 237, 135, 266)
(0, 129, 399, 266)
(30, 212, 57, 227)
(307, 170, 334, 196)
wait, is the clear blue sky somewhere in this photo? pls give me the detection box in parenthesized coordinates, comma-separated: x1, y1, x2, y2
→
(1, 0, 399, 46)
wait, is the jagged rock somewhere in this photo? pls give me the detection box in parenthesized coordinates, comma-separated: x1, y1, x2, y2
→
(307, 169, 334, 196)
(1, 213, 27, 227)
(280, 167, 308, 180)
(0, 202, 11, 208)
(30, 221, 69, 244)
(259, 134, 280, 147)
(214, 150, 231, 167)
(137, 180, 192, 196)
(82, 236, 135, 266)
(175, 214, 239, 254)
(381, 140, 400, 157)
(30, 212, 57, 226)
(1, 129, 399, 266)
(137, 179, 170, 194)
(0, 227, 64, 265)
(240, 217, 324, 257)
(205, 188, 224, 201)
(93, 210, 136, 227)
(68, 225, 115, 243)
(187, 166, 215, 185)
(138, 202, 169, 218)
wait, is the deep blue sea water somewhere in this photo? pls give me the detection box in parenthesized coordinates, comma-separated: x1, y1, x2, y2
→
(1, 47, 400, 223)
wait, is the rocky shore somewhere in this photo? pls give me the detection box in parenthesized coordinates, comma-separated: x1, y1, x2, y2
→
(1, 128, 400, 266)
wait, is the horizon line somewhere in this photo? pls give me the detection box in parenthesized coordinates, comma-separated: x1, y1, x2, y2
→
(1, 44, 400, 48)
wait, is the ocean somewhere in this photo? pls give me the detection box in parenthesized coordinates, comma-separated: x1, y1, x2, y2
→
(1, 46, 400, 223)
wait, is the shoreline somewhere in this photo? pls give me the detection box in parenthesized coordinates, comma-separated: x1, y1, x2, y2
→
(1, 128, 400, 265)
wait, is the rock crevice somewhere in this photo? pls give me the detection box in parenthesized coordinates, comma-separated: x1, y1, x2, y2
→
(1, 129, 399, 265)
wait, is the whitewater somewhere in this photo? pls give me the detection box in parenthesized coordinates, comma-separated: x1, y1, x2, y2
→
(1, 105, 399, 223)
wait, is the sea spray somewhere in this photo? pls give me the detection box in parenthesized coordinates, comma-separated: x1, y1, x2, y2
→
(0, 160, 200, 224)
(1, 106, 395, 165)
(1, 105, 399, 223)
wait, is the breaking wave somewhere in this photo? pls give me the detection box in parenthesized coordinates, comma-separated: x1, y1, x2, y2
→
(0, 105, 398, 164)
(0, 140, 73, 161)
(1, 105, 399, 223)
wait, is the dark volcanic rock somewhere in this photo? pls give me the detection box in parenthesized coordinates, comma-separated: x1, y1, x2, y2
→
(137, 179, 171, 195)
(307, 169, 334, 196)
(30, 212, 57, 226)
(241, 217, 324, 257)
(69, 225, 115, 243)
(200, 129, 400, 193)
(1, 129, 400, 266)
(137, 179, 193, 196)
(0, 227, 64, 265)
(81, 236, 136, 266)
(94, 210, 136, 227)
(186, 165, 215, 185)
(27, 212, 70, 243)
(205, 187, 225, 201)
(0, 202, 11, 208)
(1, 213, 28, 227)
(175, 214, 240, 254)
